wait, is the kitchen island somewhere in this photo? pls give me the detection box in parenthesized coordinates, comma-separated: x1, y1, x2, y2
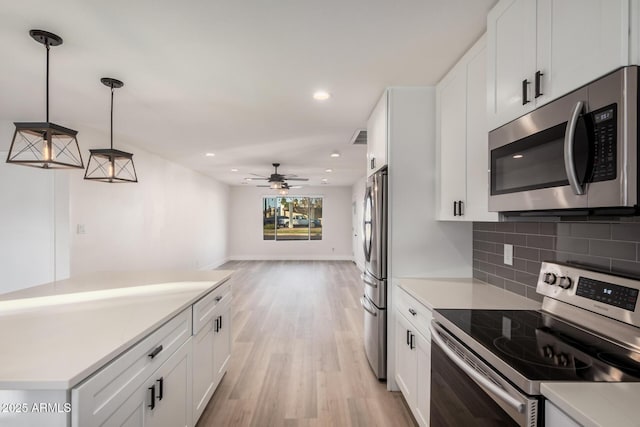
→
(0, 269, 233, 427)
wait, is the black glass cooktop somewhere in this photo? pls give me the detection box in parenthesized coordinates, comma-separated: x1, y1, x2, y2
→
(436, 309, 640, 383)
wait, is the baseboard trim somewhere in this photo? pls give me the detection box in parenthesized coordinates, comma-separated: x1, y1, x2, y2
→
(200, 257, 230, 270)
(228, 255, 354, 261)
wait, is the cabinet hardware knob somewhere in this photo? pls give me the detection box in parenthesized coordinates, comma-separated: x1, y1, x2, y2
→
(214, 295, 223, 302)
(157, 377, 164, 401)
(148, 345, 163, 359)
(408, 308, 417, 316)
(148, 385, 156, 410)
(522, 79, 530, 105)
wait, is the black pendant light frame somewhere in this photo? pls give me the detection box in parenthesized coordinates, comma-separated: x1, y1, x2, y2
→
(84, 78, 138, 183)
(7, 29, 84, 169)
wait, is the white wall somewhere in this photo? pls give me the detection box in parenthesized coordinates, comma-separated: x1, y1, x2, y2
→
(0, 120, 230, 293)
(0, 154, 70, 293)
(228, 185, 353, 260)
(69, 135, 229, 275)
(352, 176, 366, 271)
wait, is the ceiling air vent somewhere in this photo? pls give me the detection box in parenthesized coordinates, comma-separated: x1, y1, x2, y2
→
(350, 129, 367, 145)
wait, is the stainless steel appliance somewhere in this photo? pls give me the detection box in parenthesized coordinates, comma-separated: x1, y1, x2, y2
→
(430, 262, 640, 426)
(489, 66, 638, 215)
(361, 167, 388, 379)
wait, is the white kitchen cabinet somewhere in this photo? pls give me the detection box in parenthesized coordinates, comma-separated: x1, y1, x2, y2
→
(102, 339, 192, 427)
(394, 287, 432, 427)
(395, 310, 417, 408)
(545, 401, 581, 427)
(487, 0, 630, 130)
(366, 90, 389, 176)
(192, 283, 232, 424)
(436, 35, 498, 222)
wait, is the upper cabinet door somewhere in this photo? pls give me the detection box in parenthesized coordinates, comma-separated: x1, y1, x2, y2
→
(366, 91, 389, 176)
(465, 44, 498, 222)
(487, 0, 537, 130)
(536, 0, 629, 107)
(437, 65, 468, 220)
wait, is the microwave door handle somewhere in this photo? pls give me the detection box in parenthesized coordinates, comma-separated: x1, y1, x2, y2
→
(429, 323, 526, 413)
(564, 101, 586, 195)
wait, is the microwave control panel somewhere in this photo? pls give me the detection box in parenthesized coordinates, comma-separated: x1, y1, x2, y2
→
(590, 104, 617, 183)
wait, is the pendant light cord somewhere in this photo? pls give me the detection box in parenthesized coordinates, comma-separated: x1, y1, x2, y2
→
(110, 85, 114, 150)
(45, 41, 50, 122)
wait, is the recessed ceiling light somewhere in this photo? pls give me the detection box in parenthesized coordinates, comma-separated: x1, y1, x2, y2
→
(205, 152, 215, 157)
(330, 151, 340, 158)
(231, 168, 238, 172)
(244, 177, 252, 181)
(321, 178, 328, 183)
(325, 168, 333, 173)
(313, 90, 331, 101)
(512, 154, 523, 159)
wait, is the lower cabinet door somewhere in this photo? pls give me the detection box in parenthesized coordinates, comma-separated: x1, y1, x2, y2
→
(415, 333, 431, 427)
(213, 299, 231, 385)
(146, 338, 193, 427)
(395, 311, 417, 408)
(192, 319, 216, 423)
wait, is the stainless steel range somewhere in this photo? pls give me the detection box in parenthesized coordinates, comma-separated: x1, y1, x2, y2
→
(430, 262, 640, 426)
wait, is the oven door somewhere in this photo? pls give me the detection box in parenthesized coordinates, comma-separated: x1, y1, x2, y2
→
(488, 87, 590, 213)
(429, 321, 540, 427)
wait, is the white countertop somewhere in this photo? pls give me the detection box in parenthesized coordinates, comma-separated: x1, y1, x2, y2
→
(397, 277, 541, 310)
(0, 270, 233, 390)
(542, 382, 640, 427)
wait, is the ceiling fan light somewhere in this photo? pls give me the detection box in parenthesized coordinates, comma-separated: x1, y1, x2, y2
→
(270, 182, 282, 189)
(278, 188, 289, 195)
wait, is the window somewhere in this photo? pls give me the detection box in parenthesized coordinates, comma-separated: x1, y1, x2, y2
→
(262, 196, 323, 241)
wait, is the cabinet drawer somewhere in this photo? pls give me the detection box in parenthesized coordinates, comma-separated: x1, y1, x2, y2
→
(193, 281, 231, 335)
(71, 308, 192, 427)
(396, 287, 432, 339)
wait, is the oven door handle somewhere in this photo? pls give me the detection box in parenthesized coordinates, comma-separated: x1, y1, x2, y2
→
(564, 100, 586, 196)
(429, 323, 525, 413)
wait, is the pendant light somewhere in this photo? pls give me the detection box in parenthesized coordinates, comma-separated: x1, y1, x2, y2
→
(7, 30, 84, 169)
(84, 78, 138, 183)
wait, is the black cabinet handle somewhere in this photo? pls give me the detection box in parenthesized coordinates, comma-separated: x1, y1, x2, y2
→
(409, 333, 415, 350)
(157, 377, 164, 401)
(148, 385, 156, 410)
(406, 329, 411, 346)
(408, 308, 417, 316)
(370, 158, 376, 170)
(148, 345, 163, 359)
(522, 79, 530, 105)
(458, 200, 464, 216)
(214, 317, 219, 333)
(535, 70, 544, 98)
(214, 295, 222, 302)
(453, 201, 458, 217)
(219, 315, 222, 330)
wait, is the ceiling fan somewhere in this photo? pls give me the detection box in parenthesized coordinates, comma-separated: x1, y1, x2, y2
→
(247, 163, 308, 189)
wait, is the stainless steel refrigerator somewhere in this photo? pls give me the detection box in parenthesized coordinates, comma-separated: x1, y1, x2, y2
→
(360, 167, 387, 380)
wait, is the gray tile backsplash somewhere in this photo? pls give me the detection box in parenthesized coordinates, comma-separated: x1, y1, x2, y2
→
(473, 218, 640, 301)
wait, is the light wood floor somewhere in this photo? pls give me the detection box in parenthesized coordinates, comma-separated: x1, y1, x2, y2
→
(197, 260, 416, 427)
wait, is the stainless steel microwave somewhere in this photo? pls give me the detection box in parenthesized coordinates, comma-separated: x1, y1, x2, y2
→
(488, 66, 638, 215)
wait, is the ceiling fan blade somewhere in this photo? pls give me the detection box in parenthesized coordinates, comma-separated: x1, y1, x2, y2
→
(282, 174, 299, 178)
(256, 185, 271, 187)
(285, 178, 309, 181)
(288, 185, 303, 189)
(245, 177, 268, 181)
(249, 173, 269, 178)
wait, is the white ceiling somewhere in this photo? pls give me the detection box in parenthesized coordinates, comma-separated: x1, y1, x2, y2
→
(0, 0, 496, 187)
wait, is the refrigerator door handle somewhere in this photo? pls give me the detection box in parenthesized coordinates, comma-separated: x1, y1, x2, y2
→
(360, 296, 378, 316)
(361, 273, 378, 288)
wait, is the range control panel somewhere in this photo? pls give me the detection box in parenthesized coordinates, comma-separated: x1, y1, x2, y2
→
(537, 262, 640, 327)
